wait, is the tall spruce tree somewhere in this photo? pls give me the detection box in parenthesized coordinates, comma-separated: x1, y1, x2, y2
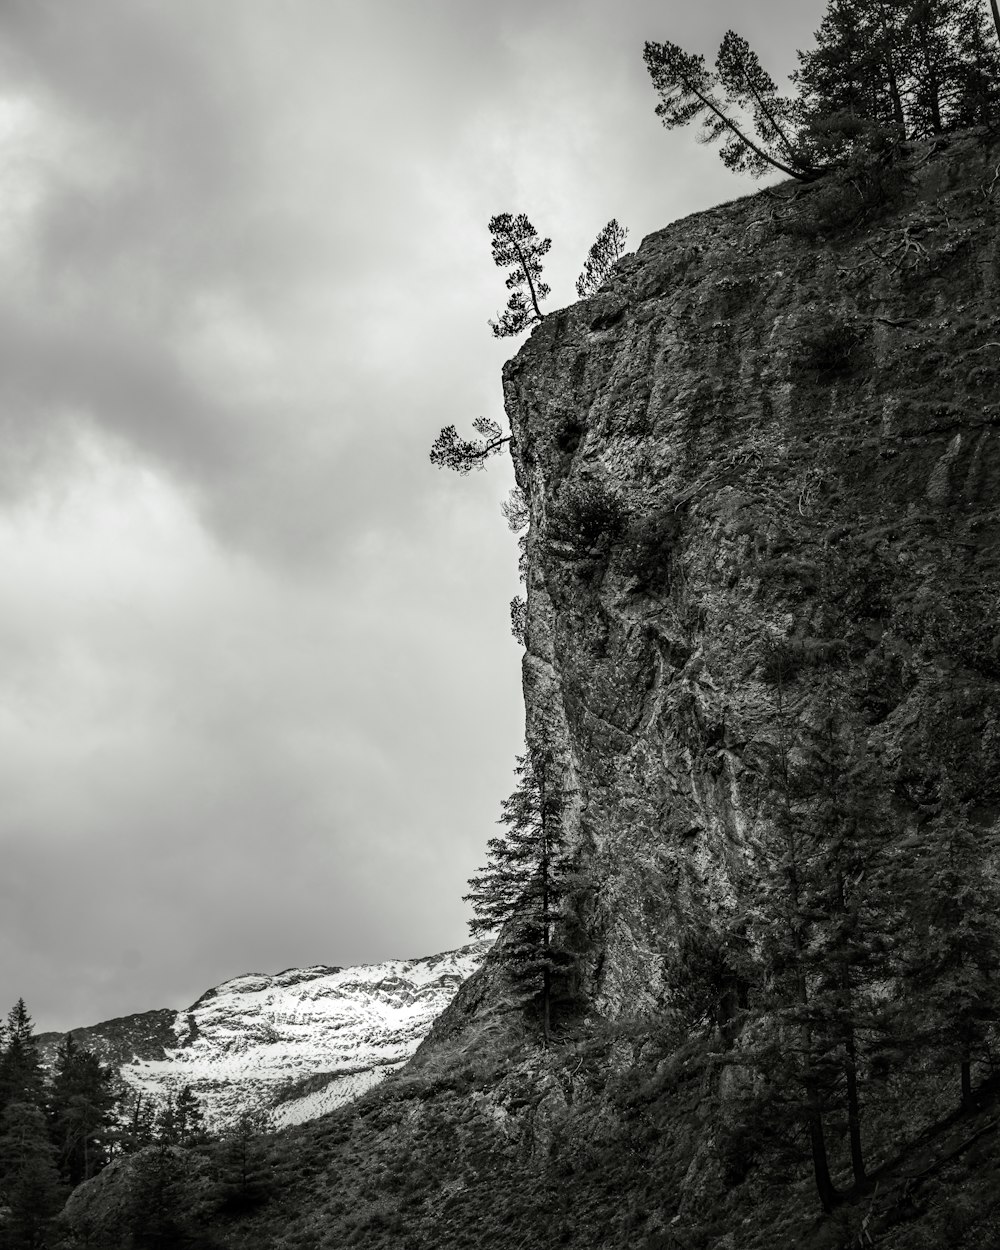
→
(0, 1100, 63, 1250)
(464, 752, 574, 1045)
(48, 1032, 118, 1185)
(743, 664, 899, 1207)
(216, 1110, 273, 1214)
(0, 999, 45, 1115)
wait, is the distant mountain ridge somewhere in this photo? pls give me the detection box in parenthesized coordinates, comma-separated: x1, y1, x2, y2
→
(37, 941, 490, 1129)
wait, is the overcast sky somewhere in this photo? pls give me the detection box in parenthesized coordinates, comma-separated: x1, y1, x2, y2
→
(0, 0, 827, 1033)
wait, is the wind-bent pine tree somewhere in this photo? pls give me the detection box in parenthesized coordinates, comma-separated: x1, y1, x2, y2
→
(429, 416, 510, 474)
(643, 36, 821, 181)
(576, 219, 629, 297)
(464, 752, 573, 1045)
(487, 212, 551, 337)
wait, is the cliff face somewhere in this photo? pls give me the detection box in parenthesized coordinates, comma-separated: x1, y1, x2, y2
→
(505, 128, 1000, 1022)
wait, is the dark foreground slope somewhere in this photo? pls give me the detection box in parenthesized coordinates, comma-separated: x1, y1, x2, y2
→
(63, 129, 1000, 1250)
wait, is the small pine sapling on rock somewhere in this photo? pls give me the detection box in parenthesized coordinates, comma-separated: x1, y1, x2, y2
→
(487, 213, 551, 337)
(576, 219, 629, 297)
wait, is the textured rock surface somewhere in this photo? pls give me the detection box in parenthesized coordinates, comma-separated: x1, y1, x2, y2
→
(500, 128, 1000, 1023)
(40, 942, 489, 1129)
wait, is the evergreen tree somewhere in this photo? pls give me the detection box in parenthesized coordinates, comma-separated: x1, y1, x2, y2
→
(125, 1143, 190, 1250)
(743, 666, 898, 1207)
(48, 1032, 118, 1185)
(643, 35, 820, 181)
(173, 1085, 206, 1147)
(487, 213, 550, 337)
(119, 1090, 157, 1157)
(792, 0, 909, 155)
(795, 0, 1000, 148)
(215, 1110, 272, 1214)
(0, 1101, 63, 1250)
(464, 752, 575, 1045)
(895, 780, 1000, 1108)
(429, 416, 510, 474)
(0, 1000, 45, 1115)
(155, 1086, 206, 1148)
(575, 219, 629, 298)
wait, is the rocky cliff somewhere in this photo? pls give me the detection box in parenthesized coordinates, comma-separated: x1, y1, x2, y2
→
(63, 129, 1000, 1250)
(505, 128, 1000, 1024)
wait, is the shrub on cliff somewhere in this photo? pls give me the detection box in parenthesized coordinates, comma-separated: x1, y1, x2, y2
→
(792, 320, 866, 378)
(644, 2, 1000, 184)
(616, 507, 682, 590)
(548, 479, 627, 552)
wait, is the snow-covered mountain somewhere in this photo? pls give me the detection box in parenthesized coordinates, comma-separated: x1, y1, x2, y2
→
(38, 942, 490, 1130)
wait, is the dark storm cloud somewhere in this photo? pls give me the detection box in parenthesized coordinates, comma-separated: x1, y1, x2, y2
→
(0, 0, 827, 1031)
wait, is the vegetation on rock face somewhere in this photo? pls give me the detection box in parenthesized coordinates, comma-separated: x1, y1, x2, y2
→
(576, 218, 629, 297)
(487, 212, 551, 338)
(645, 0, 1000, 179)
(464, 752, 577, 1046)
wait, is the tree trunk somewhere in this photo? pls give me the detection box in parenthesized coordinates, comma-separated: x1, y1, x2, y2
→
(844, 1022, 866, 1187)
(991, 0, 1000, 48)
(962, 1057, 973, 1108)
(808, 1106, 838, 1213)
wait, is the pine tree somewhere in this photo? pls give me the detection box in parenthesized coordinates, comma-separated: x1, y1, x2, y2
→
(48, 1032, 118, 1185)
(119, 1089, 157, 1156)
(575, 219, 629, 298)
(0, 1100, 64, 1250)
(793, 0, 909, 156)
(126, 1143, 190, 1250)
(895, 780, 1000, 1108)
(464, 752, 575, 1045)
(429, 416, 510, 474)
(0, 1000, 45, 1116)
(795, 0, 1000, 148)
(743, 665, 899, 1207)
(643, 36, 820, 181)
(216, 1110, 272, 1214)
(173, 1085, 206, 1146)
(487, 213, 550, 337)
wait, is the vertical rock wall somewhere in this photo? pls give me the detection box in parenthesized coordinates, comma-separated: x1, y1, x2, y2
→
(504, 131, 1000, 1020)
